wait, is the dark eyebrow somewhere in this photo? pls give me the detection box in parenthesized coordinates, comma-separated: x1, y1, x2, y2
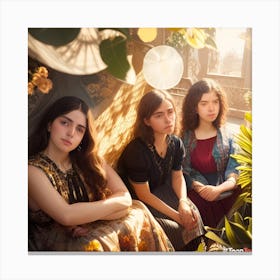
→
(152, 111, 163, 115)
(152, 105, 174, 116)
(61, 115, 86, 129)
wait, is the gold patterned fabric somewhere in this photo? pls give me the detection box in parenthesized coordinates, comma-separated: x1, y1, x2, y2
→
(28, 153, 174, 252)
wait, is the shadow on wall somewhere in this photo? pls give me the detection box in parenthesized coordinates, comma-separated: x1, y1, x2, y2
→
(95, 71, 151, 168)
(28, 69, 120, 138)
(28, 64, 151, 168)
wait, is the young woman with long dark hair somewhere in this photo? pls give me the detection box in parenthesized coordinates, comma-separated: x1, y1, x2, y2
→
(28, 95, 174, 251)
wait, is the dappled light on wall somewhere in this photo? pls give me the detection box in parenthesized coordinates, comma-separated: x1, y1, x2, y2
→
(95, 72, 149, 167)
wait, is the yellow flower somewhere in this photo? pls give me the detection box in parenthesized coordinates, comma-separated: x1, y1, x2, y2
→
(185, 28, 206, 49)
(31, 73, 42, 86)
(37, 78, 53, 94)
(37, 66, 49, 78)
(28, 66, 52, 95)
(28, 82, 34, 95)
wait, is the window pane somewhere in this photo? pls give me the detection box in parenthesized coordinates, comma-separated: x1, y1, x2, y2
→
(208, 28, 247, 77)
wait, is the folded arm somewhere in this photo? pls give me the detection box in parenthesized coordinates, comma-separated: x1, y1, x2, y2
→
(28, 163, 132, 226)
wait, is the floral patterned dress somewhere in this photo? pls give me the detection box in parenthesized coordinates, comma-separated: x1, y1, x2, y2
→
(28, 153, 174, 252)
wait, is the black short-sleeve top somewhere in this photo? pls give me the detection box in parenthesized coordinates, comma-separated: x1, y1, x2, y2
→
(118, 135, 185, 192)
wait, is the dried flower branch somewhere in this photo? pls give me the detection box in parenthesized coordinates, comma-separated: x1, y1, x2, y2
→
(28, 66, 53, 95)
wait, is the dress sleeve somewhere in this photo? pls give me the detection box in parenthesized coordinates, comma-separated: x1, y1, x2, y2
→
(118, 140, 150, 183)
(172, 136, 185, 171)
(224, 130, 240, 179)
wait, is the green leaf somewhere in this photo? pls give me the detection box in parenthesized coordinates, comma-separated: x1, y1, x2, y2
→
(225, 217, 240, 248)
(231, 154, 252, 165)
(196, 242, 206, 252)
(240, 124, 252, 140)
(204, 231, 229, 247)
(204, 225, 224, 232)
(233, 212, 244, 226)
(204, 35, 217, 50)
(238, 180, 251, 190)
(245, 112, 252, 123)
(228, 220, 252, 248)
(236, 166, 252, 172)
(98, 28, 130, 38)
(28, 28, 80, 46)
(244, 197, 252, 204)
(231, 193, 249, 212)
(99, 36, 130, 81)
(245, 217, 252, 234)
(235, 135, 252, 154)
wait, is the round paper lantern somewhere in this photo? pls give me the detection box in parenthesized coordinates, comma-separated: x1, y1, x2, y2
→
(143, 45, 184, 90)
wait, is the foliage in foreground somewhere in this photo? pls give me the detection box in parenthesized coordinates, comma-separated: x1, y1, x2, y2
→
(200, 112, 252, 251)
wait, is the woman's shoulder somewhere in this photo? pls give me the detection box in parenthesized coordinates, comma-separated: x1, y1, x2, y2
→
(29, 153, 45, 166)
(169, 134, 183, 145)
(119, 138, 148, 163)
(123, 138, 147, 152)
(180, 130, 195, 144)
(28, 153, 53, 174)
(28, 154, 50, 180)
(218, 125, 235, 139)
(118, 138, 151, 171)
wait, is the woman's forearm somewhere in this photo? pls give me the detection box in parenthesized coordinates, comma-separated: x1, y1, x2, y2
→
(58, 192, 132, 226)
(144, 193, 181, 224)
(102, 208, 130, 220)
(218, 177, 237, 192)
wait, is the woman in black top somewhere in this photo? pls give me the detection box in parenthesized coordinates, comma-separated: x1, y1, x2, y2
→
(118, 89, 205, 250)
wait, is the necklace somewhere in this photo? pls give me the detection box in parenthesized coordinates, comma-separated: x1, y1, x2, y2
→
(154, 143, 167, 157)
(154, 135, 170, 158)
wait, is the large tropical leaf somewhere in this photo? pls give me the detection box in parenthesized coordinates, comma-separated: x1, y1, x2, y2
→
(245, 217, 252, 234)
(226, 219, 252, 248)
(204, 35, 217, 50)
(232, 211, 245, 226)
(240, 124, 252, 140)
(204, 230, 229, 247)
(231, 192, 251, 212)
(231, 153, 252, 165)
(99, 36, 130, 81)
(98, 28, 130, 38)
(28, 28, 81, 46)
(234, 134, 252, 155)
(245, 111, 252, 123)
(225, 217, 240, 248)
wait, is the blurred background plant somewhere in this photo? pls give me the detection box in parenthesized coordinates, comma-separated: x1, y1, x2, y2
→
(166, 28, 217, 50)
(244, 90, 252, 107)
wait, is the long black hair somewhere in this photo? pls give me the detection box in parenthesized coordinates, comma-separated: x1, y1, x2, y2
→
(28, 96, 111, 200)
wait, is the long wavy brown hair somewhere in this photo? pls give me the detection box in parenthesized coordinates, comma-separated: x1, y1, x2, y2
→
(133, 89, 177, 144)
(28, 96, 111, 200)
(180, 78, 228, 134)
